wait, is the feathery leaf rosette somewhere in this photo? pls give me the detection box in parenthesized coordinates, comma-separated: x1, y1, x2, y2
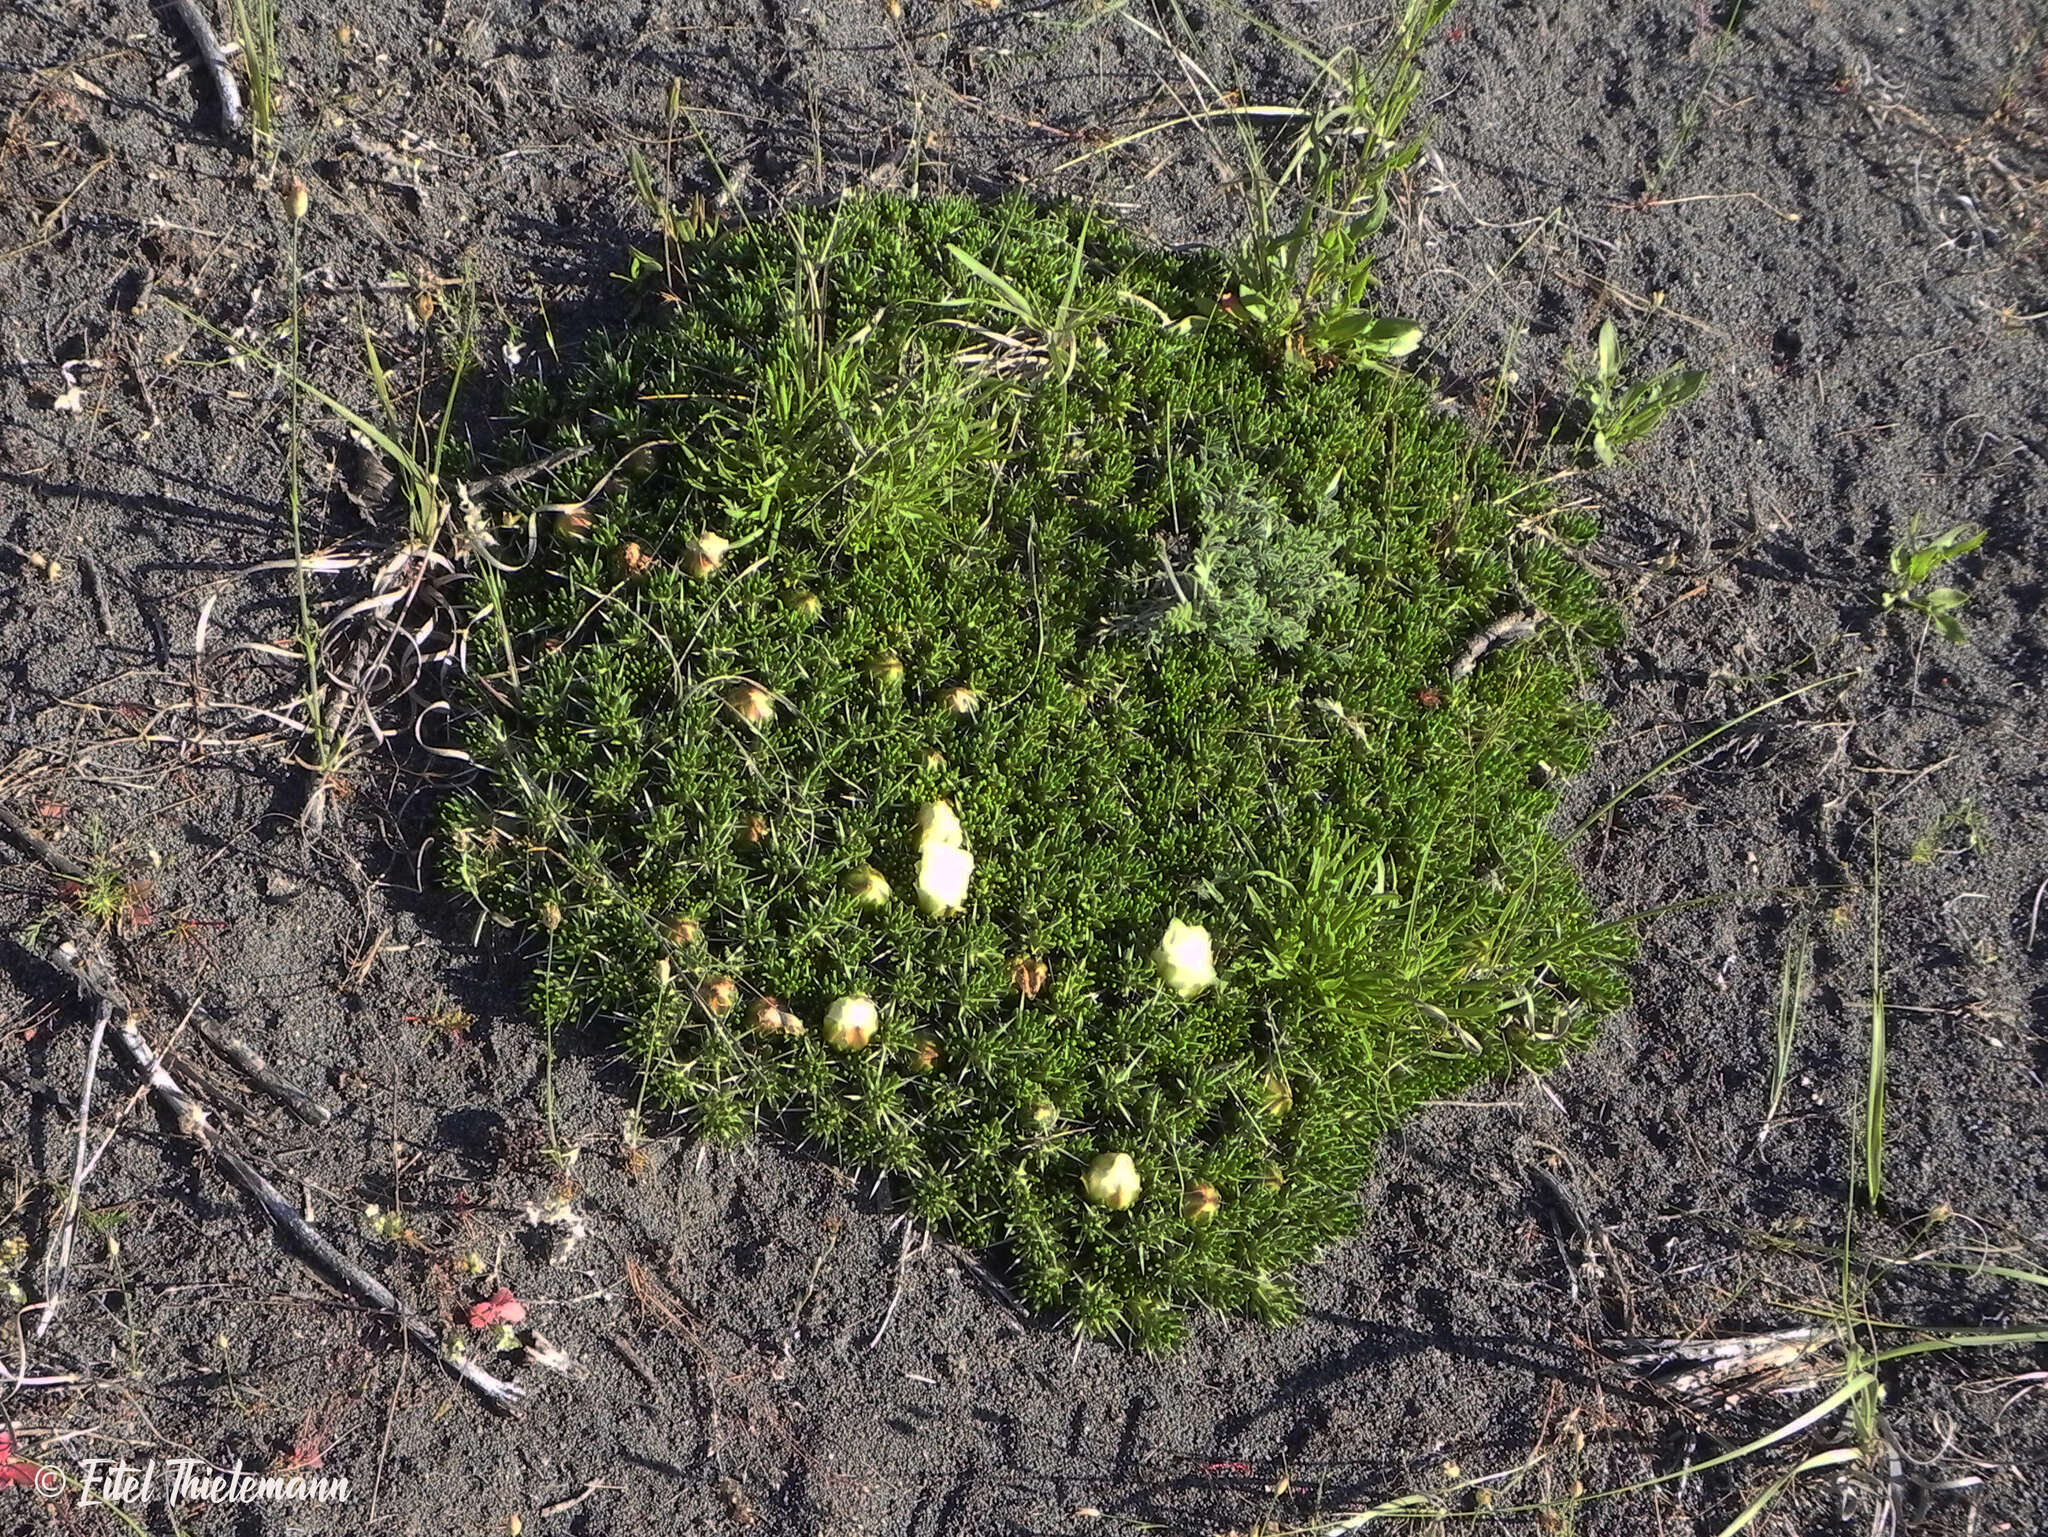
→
(445, 194, 1629, 1349)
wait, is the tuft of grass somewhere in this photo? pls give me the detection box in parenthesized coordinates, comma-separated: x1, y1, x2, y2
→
(171, 252, 512, 831)
(1315, 1243, 2048, 1530)
(278, 182, 332, 800)
(227, 0, 282, 152)
(1207, 0, 1445, 369)
(64, 858, 152, 933)
(1313, 815, 2047, 1530)
(1059, 0, 1442, 370)
(1646, 3, 1748, 197)
(443, 192, 1630, 1347)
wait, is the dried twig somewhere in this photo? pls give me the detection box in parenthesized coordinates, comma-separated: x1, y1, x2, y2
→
(75, 555, 119, 641)
(1448, 608, 1545, 682)
(460, 444, 595, 502)
(603, 1331, 663, 1398)
(540, 1480, 621, 1518)
(184, 997, 332, 1126)
(36, 999, 110, 1339)
(948, 1244, 1029, 1334)
(868, 1218, 928, 1351)
(1525, 1162, 1594, 1309)
(32, 934, 523, 1410)
(1611, 1325, 1843, 1404)
(163, 0, 242, 134)
(0, 802, 90, 879)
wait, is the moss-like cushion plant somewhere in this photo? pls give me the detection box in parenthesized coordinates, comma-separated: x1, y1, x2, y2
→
(445, 193, 1630, 1349)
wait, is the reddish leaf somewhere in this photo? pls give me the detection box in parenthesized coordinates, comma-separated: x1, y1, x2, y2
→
(0, 1431, 42, 1488)
(466, 1288, 526, 1329)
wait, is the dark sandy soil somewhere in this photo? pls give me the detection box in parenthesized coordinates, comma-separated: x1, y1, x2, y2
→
(3, 1, 2046, 1533)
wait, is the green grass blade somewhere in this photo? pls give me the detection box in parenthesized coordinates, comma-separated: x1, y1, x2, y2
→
(362, 325, 399, 428)
(1712, 1449, 1861, 1537)
(946, 244, 1042, 329)
(1760, 912, 1809, 1144)
(1895, 1257, 2048, 1290)
(1570, 672, 1859, 844)
(1870, 1326, 2048, 1366)
(168, 300, 432, 490)
(1864, 824, 1886, 1208)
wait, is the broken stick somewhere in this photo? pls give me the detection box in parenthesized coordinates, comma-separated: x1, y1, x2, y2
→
(1447, 609, 1546, 683)
(182, 994, 333, 1127)
(32, 933, 522, 1410)
(163, 0, 243, 134)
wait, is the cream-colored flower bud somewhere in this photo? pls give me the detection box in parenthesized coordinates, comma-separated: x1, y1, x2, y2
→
(723, 683, 776, 728)
(1082, 1151, 1141, 1211)
(697, 977, 738, 1016)
(844, 865, 892, 906)
(1152, 918, 1217, 999)
(280, 173, 309, 221)
(916, 841, 974, 917)
(684, 530, 731, 578)
(867, 653, 904, 687)
(1182, 1182, 1222, 1224)
(917, 800, 964, 850)
(822, 995, 879, 1051)
(946, 686, 980, 715)
(781, 587, 822, 621)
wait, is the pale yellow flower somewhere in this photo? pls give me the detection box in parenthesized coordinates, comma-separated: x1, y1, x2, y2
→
(822, 996, 879, 1051)
(1152, 918, 1216, 999)
(916, 842, 974, 916)
(1082, 1152, 1141, 1211)
(917, 799, 964, 850)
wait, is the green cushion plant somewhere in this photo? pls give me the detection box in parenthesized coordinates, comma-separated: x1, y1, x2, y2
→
(445, 192, 1630, 1349)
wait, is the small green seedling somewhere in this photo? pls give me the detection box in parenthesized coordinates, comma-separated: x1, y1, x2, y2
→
(1572, 319, 1707, 464)
(1907, 802, 1987, 865)
(1882, 522, 1986, 643)
(64, 858, 151, 933)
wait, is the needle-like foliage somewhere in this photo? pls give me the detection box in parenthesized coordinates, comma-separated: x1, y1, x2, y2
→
(445, 194, 1629, 1347)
